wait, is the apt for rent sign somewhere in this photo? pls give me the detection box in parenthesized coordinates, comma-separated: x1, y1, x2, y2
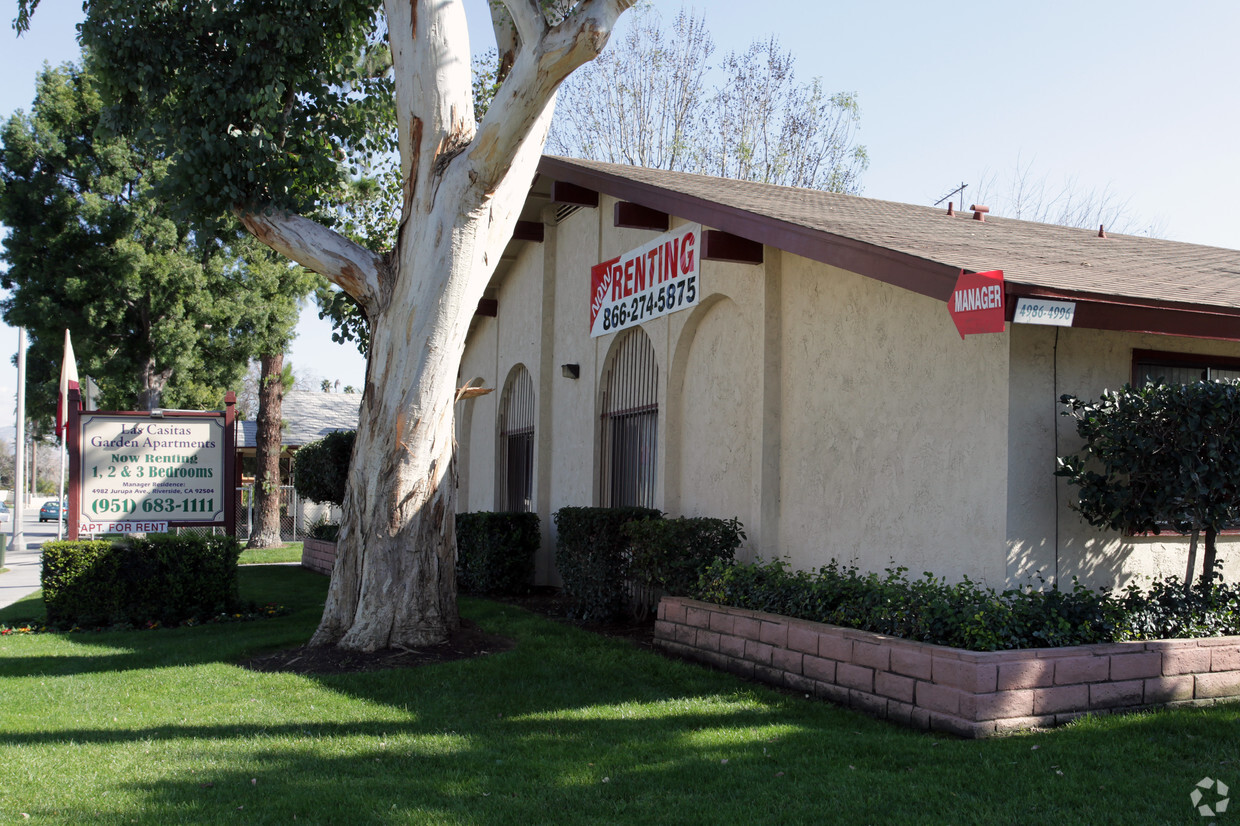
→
(590, 223, 701, 337)
(78, 414, 227, 534)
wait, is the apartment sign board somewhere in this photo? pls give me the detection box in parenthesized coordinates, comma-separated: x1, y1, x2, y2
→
(590, 223, 701, 337)
(78, 414, 227, 533)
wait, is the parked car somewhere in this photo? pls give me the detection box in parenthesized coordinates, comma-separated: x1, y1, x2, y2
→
(0, 502, 9, 525)
(39, 500, 63, 522)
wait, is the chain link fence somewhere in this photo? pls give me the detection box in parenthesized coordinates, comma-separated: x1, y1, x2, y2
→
(232, 485, 338, 542)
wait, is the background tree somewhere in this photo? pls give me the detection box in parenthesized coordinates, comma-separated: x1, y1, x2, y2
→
(229, 240, 318, 549)
(972, 155, 1167, 237)
(1057, 381, 1240, 590)
(0, 60, 260, 414)
(547, 7, 868, 193)
(21, 0, 639, 651)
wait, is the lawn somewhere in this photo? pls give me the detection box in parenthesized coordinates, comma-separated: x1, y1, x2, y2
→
(1, 566, 1237, 825)
(238, 542, 303, 565)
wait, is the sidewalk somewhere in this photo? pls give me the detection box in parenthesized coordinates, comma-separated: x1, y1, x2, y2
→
(0, 508, 55, 610)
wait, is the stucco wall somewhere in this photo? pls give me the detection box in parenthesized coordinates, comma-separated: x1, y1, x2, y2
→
(1006, 325, 1240, 589)
(460, 192, 1240, 593)
(460, 197, 1011, 586)
(775, 255, 1010, 584)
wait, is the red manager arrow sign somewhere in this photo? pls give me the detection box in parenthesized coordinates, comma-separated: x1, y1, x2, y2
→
(947, 269, 1006, 339)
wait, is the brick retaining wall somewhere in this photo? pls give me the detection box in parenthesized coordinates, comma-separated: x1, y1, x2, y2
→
(655, 596, 1240, 738)
(301, 538, 337, 575)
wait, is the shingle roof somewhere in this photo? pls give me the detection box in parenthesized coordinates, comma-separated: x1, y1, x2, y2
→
(537, 157, 1240, 337)
(237, 391, 362, 450)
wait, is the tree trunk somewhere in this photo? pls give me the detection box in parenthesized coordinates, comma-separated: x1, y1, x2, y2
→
(1200, 527, 1219, 591)
(138, 357, 172, 411)
(1184, 529, 1200, 595)
(247, 351, 285, 549)
(240, 0, 634, 652)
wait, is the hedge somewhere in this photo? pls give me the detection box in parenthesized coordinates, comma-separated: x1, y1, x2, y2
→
(553, 506, 660, 621)
(42, 534, 243, 627)
(624, 516, 745, 595)
(456, 511, 539, 595)
(692, 558, 1240, 652)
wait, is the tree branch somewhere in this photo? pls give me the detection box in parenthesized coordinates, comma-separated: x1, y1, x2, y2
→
(469, 0, 636, 188)
(497, 0, 547, 52)
(236, 208, 386, 315)
(386, 0, 475, 219)
(489, 2, 520, 84)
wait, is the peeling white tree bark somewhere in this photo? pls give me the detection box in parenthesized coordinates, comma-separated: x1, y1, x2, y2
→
(236, 0, 633, 651)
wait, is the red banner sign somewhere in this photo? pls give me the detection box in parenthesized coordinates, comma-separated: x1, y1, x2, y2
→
(947, 269, 1005, 338)
(590, 223, 700, 337)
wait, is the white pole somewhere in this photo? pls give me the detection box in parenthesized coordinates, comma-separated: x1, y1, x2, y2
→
(13, 327, 26, 554)
(57, 437, 66, 541)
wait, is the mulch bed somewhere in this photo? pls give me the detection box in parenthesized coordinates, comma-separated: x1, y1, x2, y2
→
(239, 588, 655, 675)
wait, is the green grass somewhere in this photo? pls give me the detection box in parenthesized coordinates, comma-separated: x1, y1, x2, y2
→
(1, 567, 1238, 825)
(238, 542, 303, 565)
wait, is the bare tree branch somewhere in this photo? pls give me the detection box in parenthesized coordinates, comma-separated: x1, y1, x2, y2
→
(237, 209, 386, 314)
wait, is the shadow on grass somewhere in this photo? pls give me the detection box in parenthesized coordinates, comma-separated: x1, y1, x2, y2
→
(0, 566, 329, 678)
(5, 568, 1240, 824)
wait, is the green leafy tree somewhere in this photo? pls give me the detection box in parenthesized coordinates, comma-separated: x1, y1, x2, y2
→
(0, 61, 259, 413)
(17, 0, 638, 651)
(292, 430, 356, 508)
(1057, 381, 1240, 590)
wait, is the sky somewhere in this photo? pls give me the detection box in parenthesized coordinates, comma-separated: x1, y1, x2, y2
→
(1, 0, 1238, 429)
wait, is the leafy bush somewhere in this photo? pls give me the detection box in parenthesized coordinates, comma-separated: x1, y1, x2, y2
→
(553, 506, 661, 621)
(292, 429, 355, 506)
(1058, 380, 1240, 589)
(689, 558, 1210, 651)
(42, 534, 243, 627)
(624, 515, 744, 603)
(1118, 573, 1240, 640)
(456, 511, 540, 595)
(307, 520, 340, 542)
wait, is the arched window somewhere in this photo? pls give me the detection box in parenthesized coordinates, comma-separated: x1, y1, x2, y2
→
(498, 365, 535, 512)
(600, 329, 658, 508)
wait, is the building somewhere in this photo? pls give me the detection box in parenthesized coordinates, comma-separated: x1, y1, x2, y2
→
(456, 156, 1240, 591)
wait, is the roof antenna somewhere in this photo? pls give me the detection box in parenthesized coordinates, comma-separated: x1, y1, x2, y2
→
(935, 182, 967, 212)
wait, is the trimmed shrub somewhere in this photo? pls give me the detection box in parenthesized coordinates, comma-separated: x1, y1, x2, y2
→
(42, 534, 243, 627)
(623, 516, 745, 618)
(456, 511, 540, 595)
(625, 516, 745, 596)
(292, 429, 355, 506)
(692, 558, 1240, 651)
(553, 506, 661, 621)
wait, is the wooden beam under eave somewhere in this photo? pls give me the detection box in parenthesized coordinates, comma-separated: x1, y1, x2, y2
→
(476, 298, 498, 317)
(513, 221, 544, 242)
(614, 201, 669, 231)
(702, 230, 764, 264)
(550, 180, 599, 208)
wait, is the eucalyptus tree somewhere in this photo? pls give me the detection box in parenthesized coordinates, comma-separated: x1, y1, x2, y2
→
(16, 0, 636, 650)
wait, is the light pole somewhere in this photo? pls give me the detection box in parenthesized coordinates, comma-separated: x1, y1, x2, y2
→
(13, 327, 26, 554)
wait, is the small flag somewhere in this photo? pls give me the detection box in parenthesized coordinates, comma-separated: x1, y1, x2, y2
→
(56, 329, 79, 437)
